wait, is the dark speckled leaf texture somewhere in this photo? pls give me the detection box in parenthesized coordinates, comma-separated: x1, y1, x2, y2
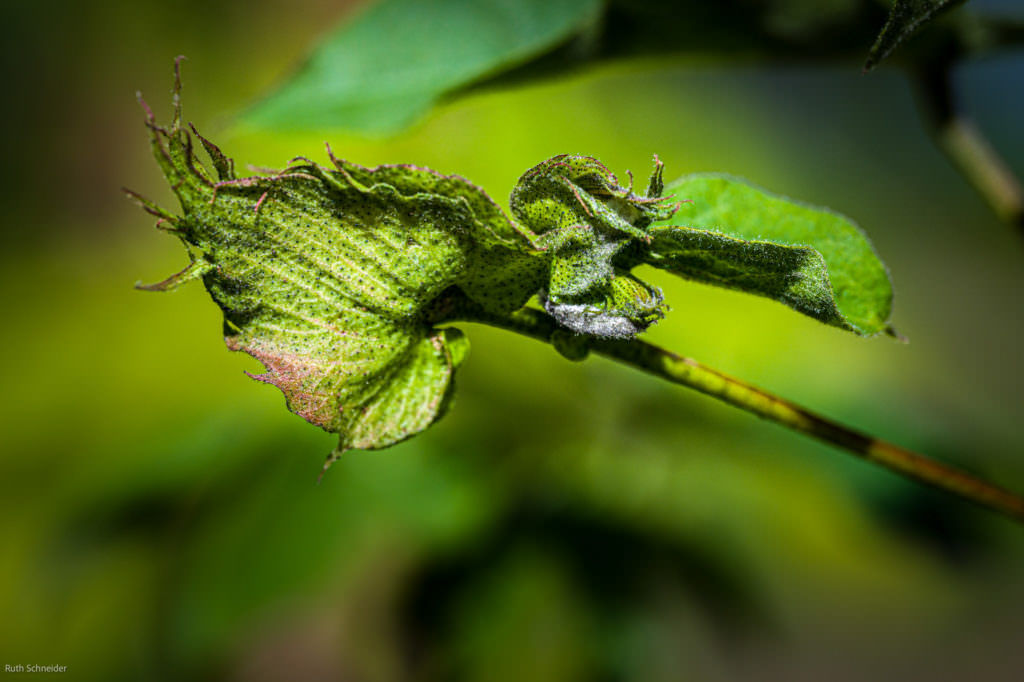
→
(653, 174, 895, 336)
(134, 72, 895, 456)
(138, 85, 527, 454)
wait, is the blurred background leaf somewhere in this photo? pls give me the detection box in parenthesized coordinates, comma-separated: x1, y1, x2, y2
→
(242, 0, 889, 136)
(241, 0, 1024, 238)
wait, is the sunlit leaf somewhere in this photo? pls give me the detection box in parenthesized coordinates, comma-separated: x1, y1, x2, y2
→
(652, 174, 895, 336)
(240, 0, 890, 135)
(136, 70, 897, 460)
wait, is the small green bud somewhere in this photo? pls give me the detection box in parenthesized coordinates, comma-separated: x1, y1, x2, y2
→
(130, 66, 692, 457)
(510, 154, 680, 338)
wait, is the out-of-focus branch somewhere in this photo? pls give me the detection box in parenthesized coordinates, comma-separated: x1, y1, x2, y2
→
(912, 60, 1024, 237)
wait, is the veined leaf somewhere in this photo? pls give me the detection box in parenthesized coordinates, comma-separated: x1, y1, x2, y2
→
(242, 0, 602, 134)
(864, 0, 968, 71)
(651, 174, 894, 336)
(136, 71, 537, 455)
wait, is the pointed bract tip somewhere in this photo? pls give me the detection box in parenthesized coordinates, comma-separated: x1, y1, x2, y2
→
(646, 154, 665, 199)
(171, 56, 186, 129)
(123, 186, 179, 222)
(885, 325, 908, 343)
(136, 92, 155, 123)
(134, 280, 168, 292)
(324, 141, 339, 165)
(173, 55, 187, 88)
(316, 449, 345, 485)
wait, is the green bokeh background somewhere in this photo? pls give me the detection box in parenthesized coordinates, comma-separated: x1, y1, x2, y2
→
(2, 1, 1023, 680)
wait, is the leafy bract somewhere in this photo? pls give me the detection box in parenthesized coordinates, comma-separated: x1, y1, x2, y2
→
(652, 174, 894, 336)
(242, 0, 602, 134)
(864, 0, 968, 71)
(137, 75, 535, 455)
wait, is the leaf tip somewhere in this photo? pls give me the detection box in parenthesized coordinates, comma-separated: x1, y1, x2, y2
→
(885, 325, 909, 343)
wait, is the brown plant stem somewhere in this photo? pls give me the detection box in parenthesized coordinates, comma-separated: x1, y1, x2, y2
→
(449, 301, 1024, 524)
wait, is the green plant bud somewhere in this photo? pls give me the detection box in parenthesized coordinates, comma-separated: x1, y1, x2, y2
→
(510, 155, 680, 338)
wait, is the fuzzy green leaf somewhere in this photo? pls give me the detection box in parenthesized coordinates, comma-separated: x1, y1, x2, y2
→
(509, 155, 677, 338)
(240, 0, 886, 135)
(242, 0, 602, 133)
(651, 174, 894, 336)
(864, 0, 968, 71)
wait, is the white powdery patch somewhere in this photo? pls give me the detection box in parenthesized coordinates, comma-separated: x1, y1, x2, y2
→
(541, 297, 643, 339)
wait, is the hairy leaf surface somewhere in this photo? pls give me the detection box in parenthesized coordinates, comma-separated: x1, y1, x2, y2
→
(652, 174, 894, 336)
(241, 0, 885, 135)
(139, 83, 535, 454)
